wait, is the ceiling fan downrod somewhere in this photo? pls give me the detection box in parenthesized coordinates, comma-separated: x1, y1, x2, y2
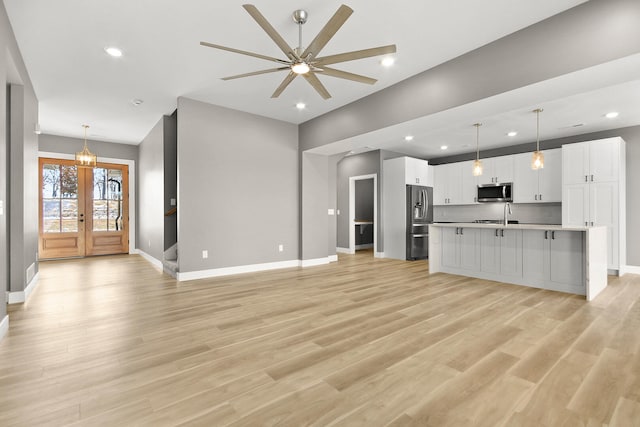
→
(292, 9, 307, 58)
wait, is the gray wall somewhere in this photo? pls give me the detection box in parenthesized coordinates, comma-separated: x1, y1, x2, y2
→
(302, 152, 329, 261)
(137, 117, 165, 261)
(39, 134, 138, 161)
(336, 151, 380, 250)
(1, 0, 39, 320)
(177, 97, 298, 271)
(327, 154, 341, 257)
(163, 111, 177, 250)
(299, 0, 640, 151)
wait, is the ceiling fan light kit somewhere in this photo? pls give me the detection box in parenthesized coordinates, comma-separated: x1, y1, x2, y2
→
(201, 4, 396, 99)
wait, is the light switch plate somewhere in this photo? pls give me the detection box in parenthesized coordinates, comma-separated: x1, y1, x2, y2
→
(170, 198, 176, 206)
(328, 209, 335, 215)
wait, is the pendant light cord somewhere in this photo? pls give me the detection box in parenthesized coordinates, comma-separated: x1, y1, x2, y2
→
(474, 123, 481, 159)
(534, 108, 543, 151)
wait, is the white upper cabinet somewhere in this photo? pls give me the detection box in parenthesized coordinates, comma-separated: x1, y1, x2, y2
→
(403, 157, 432, 186)
(433, 162, 477, 206)
(477, 155, 514, 185)
(563, 137, 620, 184)
(513, 148, 561, 203)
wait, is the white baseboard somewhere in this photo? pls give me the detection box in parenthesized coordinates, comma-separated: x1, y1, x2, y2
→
(136, 250, 163, 271)
(623, 265, 640, 275)
(328, 255, 338, 262)
(177, 260, 300, 281)
(0, 315, 8, 343)
(6, 272, 40, 305)
(336, 247, 354, 255)
(375, 252, 385, 258)
(300, 258, 331, 268)
(355, 243, 374, 250)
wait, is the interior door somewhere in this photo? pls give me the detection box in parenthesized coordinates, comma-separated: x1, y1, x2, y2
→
(39, 158, 129, 259)
(39, 158, 86, 258)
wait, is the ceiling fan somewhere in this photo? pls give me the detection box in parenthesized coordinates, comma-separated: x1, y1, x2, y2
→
(200, 4, 397, 100)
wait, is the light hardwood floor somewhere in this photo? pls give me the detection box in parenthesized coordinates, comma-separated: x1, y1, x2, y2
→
(1, 251, 640, 426)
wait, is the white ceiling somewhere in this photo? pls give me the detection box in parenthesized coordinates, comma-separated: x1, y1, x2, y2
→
(5, 0, 599, 147)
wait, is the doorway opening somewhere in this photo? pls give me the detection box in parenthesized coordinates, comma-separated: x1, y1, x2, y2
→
(349, 174, 377, 256)
(39, 157, 129, 259)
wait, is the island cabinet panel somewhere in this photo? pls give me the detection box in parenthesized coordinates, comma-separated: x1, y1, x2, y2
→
(522, 230, 547, 284)
(480, 229, 500, 274)
(499, 229, 522, 278)
(441, 227, 480, 270)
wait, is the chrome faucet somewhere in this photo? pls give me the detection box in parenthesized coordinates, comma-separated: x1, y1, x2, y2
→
(504, 202, 512, 226)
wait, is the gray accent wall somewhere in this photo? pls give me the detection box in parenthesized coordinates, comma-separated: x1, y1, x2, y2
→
(163, 111, 177, 250)
(1, 0, 39, 321)
(39, 134, 138, 161)
(302, 152, 329, 261)
(177, 97, 298, 272)
(299, 0, 640, 151)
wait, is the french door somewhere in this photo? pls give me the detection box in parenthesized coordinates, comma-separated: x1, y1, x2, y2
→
(39, 158, 129, 259)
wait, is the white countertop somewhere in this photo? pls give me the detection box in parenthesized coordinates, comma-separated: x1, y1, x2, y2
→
(430, 222, 600, 232)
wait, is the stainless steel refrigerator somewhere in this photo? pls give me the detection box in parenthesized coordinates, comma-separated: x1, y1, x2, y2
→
(406, 185, 433, 260)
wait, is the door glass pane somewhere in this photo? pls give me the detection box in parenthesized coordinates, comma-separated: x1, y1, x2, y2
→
(92, 167, 124, 231)
(41, 163, 78, 233)
(93, 200, 108, 231)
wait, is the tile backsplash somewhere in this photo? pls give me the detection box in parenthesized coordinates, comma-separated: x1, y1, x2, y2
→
(434, 203, 561, 224)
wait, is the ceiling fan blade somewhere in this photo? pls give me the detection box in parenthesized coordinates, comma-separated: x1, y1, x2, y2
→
(303, 73, 332, 99)
(243, 4, 299, 61)
(314, 44, 397, 66)
(200, 41, 290, 65)
(271, 72, 297, 98)
(301, 4, 353, 60)
(222, 67, 290, 81)
(316, 67, 377, 85)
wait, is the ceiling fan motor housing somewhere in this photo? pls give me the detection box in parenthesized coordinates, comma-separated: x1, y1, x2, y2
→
(292, 10, 308, 25)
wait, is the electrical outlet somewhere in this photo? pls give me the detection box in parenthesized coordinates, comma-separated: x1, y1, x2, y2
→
(278, 244, 284, 252)
(202, 250, 208, 259)
(328, 209, 335, 215)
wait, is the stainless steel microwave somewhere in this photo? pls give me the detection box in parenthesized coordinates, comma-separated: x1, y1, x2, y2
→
(477, 182, 513, 202)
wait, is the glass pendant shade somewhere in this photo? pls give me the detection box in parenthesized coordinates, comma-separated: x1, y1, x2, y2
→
(531, 150, 544, 170)
(472, 159, 483, 176)
(75, 125, 97, 168)
(531, 108, 544, 170)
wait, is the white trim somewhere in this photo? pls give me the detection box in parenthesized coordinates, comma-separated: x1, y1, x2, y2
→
(355, 244, 374, 250)
(328, 255, 338, 262)
(177, 260, 300, 281)
(0, 315, 8, 343)
(375, 252, 385, 258)
(348, 174, 378, 255)
(300, 258, 330, 268)
(38, 151, 137, 252)
(6, 271, 40, 305)
(623, 265, 640, 275)
(136, 249, 163, 271)
(336, 247, 353, 254)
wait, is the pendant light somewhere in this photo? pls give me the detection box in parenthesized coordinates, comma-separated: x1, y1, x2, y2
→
(75, 124, 97, 168)
(531, 108, 544, 170)
(472, 123, 483, 176)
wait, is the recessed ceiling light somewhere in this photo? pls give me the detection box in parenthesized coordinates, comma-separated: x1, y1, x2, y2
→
(296, 102, 306, 110)
(131, 98, 144, 106)
(440, 145, 448, 150)
(404, 135, 414, 142)
(605, 111, 619, 119)
(104, 46, 123, 57)
(381, 57, 395, 67)
(507, 131, 518, 137)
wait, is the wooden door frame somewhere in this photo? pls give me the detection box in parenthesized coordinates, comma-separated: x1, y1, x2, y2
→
(39, 151, 137, 255)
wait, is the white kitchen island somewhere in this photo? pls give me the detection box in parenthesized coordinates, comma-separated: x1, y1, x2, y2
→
(429, 223, 608, 301)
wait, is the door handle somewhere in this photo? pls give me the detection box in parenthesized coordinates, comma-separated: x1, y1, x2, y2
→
(79, 219, 84, 223)
(591, 175, 594, 182)
(545, 230, 548, 239)
(539, 194, 542, 201)
(460, 228, 464, 235)
(500, 229, 504, 237)
(590, 221, 594, 226)
(535, 194, 538, 201)
(495, 229, 498, 237)
(585, 175, 588, 182)
(551, 231, 555, 240)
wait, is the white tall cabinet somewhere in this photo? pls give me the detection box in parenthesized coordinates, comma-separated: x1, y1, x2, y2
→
(383, 157, 432, 260)
(562, 137, 626, 273)
(513, 148, 562, 203)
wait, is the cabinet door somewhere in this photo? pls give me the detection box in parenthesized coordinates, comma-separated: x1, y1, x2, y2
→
(441, 227, 459, 267)
(522, 230, 547, 283)
(447, 163, 463, 205)
(480, 228, 500, 273)
(538, 149, 562, 202)
(548, 231, 584, 289)
(476, 157, 495, 185)
(589, 139, 619, 183)
(460, 161, 478, 204)
(499, 229, 522, 278)
(562, 184, 589, 227)
(433, 165, 447, 206)
(590, 182, 618, 268)
(513, 152, 539, 203)
(562, 142, 590, 185)
(459, 228, 480, 271)
(493, 156, 514, 184)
